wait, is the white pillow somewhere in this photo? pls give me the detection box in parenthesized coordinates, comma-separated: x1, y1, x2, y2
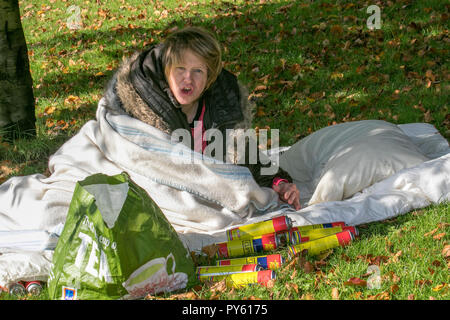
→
(279, 120, 429, 205)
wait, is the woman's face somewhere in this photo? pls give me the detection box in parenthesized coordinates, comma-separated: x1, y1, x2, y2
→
(167, 49, 208, 108)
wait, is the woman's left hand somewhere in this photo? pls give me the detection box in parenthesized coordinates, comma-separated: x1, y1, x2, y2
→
(272, 182, 301, 211)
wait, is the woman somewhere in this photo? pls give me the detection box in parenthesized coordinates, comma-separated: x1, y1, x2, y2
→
(104, 26, 301, 210)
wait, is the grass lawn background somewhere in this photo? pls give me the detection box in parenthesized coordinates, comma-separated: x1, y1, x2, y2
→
(0, 0, 448, 300)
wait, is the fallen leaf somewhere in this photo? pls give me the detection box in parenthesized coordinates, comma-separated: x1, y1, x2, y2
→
(442, 244, 450, 259)
(356, 65, 366, 74)
(330, 72, 344, 80)
(367, 291, 390, 300)
(45, 118, 55, 128)
(350, 291, 363, 300)
(244, 295, 262, 300)
(201, 244, 218, 259)
(300, 293, 315, 300)
(290, 63, 301, 75)
(390, 284, 400, 294)
(265, 278, 276, 289)
(341, 253, 351, 262)
(431, 260, 442, 267)
(433, 232, 445, 240)
(302, 261, 315, 274)
(414, 279, 432, 287)
(256, 107, 266, 117)
(357, 254, 389, 266)
(285, 282, 299, 294)
(432, 283, 447, 292)
(169, 291, 198, 300)
(330, 25, 343, 35)
(209, 279, 227, 296)
(314, 259, 328, 269)
(423, 227, 439, 237)
(331, 287, 339, 300)
(407, 294, 415, 300)
(388, 250, 402, 264)
(253, 85, 267, 92)
(44, 106, 56, 115)
(424, 110, 433, 122)
(64, 95, 81, 106)
(283, 257, 298, 271)
(425, 69, 435, 81)
(390, 272, 401, 283)
(190, 251, 199, 266)
(344, 277, 367, 287)
(290, 268, 297, 280)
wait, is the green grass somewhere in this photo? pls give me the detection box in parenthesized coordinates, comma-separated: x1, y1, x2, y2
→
(0, 0, 449, 300)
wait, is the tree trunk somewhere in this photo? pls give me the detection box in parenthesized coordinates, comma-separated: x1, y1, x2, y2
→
(0, 0, 36, 141)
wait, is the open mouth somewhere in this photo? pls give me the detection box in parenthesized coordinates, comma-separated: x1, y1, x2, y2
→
(181, 87, 193, 94)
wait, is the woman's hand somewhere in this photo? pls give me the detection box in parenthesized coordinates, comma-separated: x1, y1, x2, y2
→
(272, 182, 301, 210)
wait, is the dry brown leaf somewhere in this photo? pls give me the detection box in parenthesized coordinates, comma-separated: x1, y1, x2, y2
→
(265, 278, 276, 289)
(388, 250, 403, 264)
(442, 244, 450, 259)
(302, 261, 315, 274)
(415, 279, 432, 287)
(169, 291, 198, 300)
(344, 277, 367, 287)
(64, 95, 81, 105)
(283, 257, 297, 271)
(432, 283, 447, 292)
(244, 295, 262, 300)
(433, 232, 446, 240)
(209, 279, 227, 294)
(290, 268, 297, 280)
(253, 85, 268, 92)
(391, 272, 401, 283)
(367, 291, 390, 300)
(390, 284, 400, 294)
(330, 25, 343, 35)
(352, 291, 363, 299)
(331, 287, 339, 300)
(285, 282, 299, 294)
(431, 260, 442, 267)
(44, 106, 56, 115)
(300, 293, 315, 300)
(314, 259, 328, 270)
(424, 227, 439, 237)
(201, 244, 218, 259)
(317, 249, 333, 261)
(256, 107, 266, 117)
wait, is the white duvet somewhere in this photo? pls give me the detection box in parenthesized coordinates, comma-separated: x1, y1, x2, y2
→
(0, 98, 448, 288)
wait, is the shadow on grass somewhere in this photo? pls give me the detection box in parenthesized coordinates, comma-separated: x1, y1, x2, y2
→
(7, 0, 449, 168)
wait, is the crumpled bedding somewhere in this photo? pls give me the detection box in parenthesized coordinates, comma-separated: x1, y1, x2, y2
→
(0, 98, 448, 288)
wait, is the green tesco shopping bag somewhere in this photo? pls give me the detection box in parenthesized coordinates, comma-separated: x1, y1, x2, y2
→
(48, 172, 195, 300)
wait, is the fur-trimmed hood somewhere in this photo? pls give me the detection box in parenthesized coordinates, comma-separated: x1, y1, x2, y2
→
(102, 47, 291, 188)
(103, 46, 254, 136)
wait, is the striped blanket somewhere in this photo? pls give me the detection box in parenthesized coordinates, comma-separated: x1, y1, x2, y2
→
(0, 98, 449, 288)
(0, 98, 282, 287)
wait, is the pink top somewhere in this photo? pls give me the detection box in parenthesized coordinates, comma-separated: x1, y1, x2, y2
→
(190, 101, 286, 188)
(191, 100, 207, 154)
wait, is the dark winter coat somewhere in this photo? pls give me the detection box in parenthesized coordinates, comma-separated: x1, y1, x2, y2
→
(103, 45, 291, 187)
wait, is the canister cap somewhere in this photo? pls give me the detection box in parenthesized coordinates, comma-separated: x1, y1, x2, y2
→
(343, 226, 359, 237)
(273, 215, 292, 232)
(336, 230, 353, 246)
(257, 270, 276, 285)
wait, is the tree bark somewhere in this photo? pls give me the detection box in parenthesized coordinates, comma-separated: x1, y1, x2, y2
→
(0, 0, 36, 141)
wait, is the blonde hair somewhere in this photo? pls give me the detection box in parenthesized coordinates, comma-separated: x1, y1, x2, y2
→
(161, 27, 222, 90)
